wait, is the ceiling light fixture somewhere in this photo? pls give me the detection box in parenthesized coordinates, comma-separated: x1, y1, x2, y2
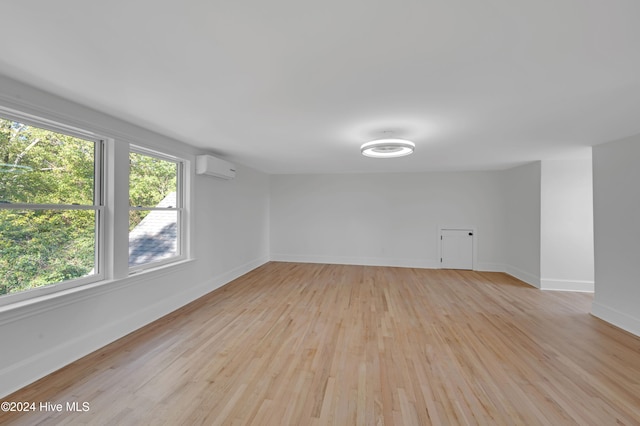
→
(360, 138, 415, 158)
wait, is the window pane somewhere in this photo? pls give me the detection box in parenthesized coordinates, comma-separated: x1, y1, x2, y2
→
(0, 118, 95, 205)
(0, 209, 96, 295)
(129, 152, 177, 208)
(129, 210, 178, 267)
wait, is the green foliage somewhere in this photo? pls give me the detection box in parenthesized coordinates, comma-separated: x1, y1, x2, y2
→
(0, 119, 94, 205)
(129, 152, 176, 230)
(0, 210, 95, 295)
(0, 118, 95, 295)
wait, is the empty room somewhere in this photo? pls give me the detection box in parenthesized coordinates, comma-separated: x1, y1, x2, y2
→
(1, 1, 639, 425)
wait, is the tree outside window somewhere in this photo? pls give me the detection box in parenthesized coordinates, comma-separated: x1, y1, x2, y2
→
(0, 117, 100, 296)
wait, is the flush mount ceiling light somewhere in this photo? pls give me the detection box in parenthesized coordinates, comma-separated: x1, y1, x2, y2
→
(360, 138, 415, 158)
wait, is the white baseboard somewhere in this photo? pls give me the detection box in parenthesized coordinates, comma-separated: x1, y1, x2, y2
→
(211, 256, 270, 289)
(475, 263, 547, 290)
(270, 253, 439, 269)
(505, 265, 540, 288)
(540, 278, 594, 293)
(591, 302, 640, 338)
(474, 265, 592, 293)
(270, 258, 544, 291)
(0, 256, 269, 399)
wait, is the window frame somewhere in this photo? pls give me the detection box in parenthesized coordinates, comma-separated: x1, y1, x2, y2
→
(0, 107, 105, 307)
(128, 145, 186, 273)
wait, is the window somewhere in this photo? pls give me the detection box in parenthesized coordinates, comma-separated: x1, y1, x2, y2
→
(0, 112, 103, 301)
(0, 106, 190, 305)
(129, 148, 184, 270)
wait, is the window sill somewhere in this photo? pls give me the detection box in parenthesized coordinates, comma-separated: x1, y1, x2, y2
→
(0, 258, 195, 326)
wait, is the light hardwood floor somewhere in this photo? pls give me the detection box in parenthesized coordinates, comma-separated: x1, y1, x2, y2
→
(1, 262, 639, 425)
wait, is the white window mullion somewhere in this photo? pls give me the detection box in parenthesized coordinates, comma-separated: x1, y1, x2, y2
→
(110, 139, 130, 280)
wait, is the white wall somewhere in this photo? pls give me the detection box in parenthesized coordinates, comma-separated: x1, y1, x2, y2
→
(0, 75, 270, 398)
(591, 134, 640, 336)
(540, 158, 595, 291)
(270, 172, 507, 270)
(193, 163, 270, 278)
(501, 162, 542, 287)
(271, 163, 592, 292)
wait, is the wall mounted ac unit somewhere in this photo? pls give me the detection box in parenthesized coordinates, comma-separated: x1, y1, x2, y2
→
(195, 155, 236, 180)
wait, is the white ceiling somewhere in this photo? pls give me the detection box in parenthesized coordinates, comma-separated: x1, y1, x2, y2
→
(2, 0, 640, 174)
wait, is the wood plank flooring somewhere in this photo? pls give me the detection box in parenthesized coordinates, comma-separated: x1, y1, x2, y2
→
(1, 262, 639, 425)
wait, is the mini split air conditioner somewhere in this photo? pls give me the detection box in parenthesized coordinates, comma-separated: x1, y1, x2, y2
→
(195, 155, 236, 180)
